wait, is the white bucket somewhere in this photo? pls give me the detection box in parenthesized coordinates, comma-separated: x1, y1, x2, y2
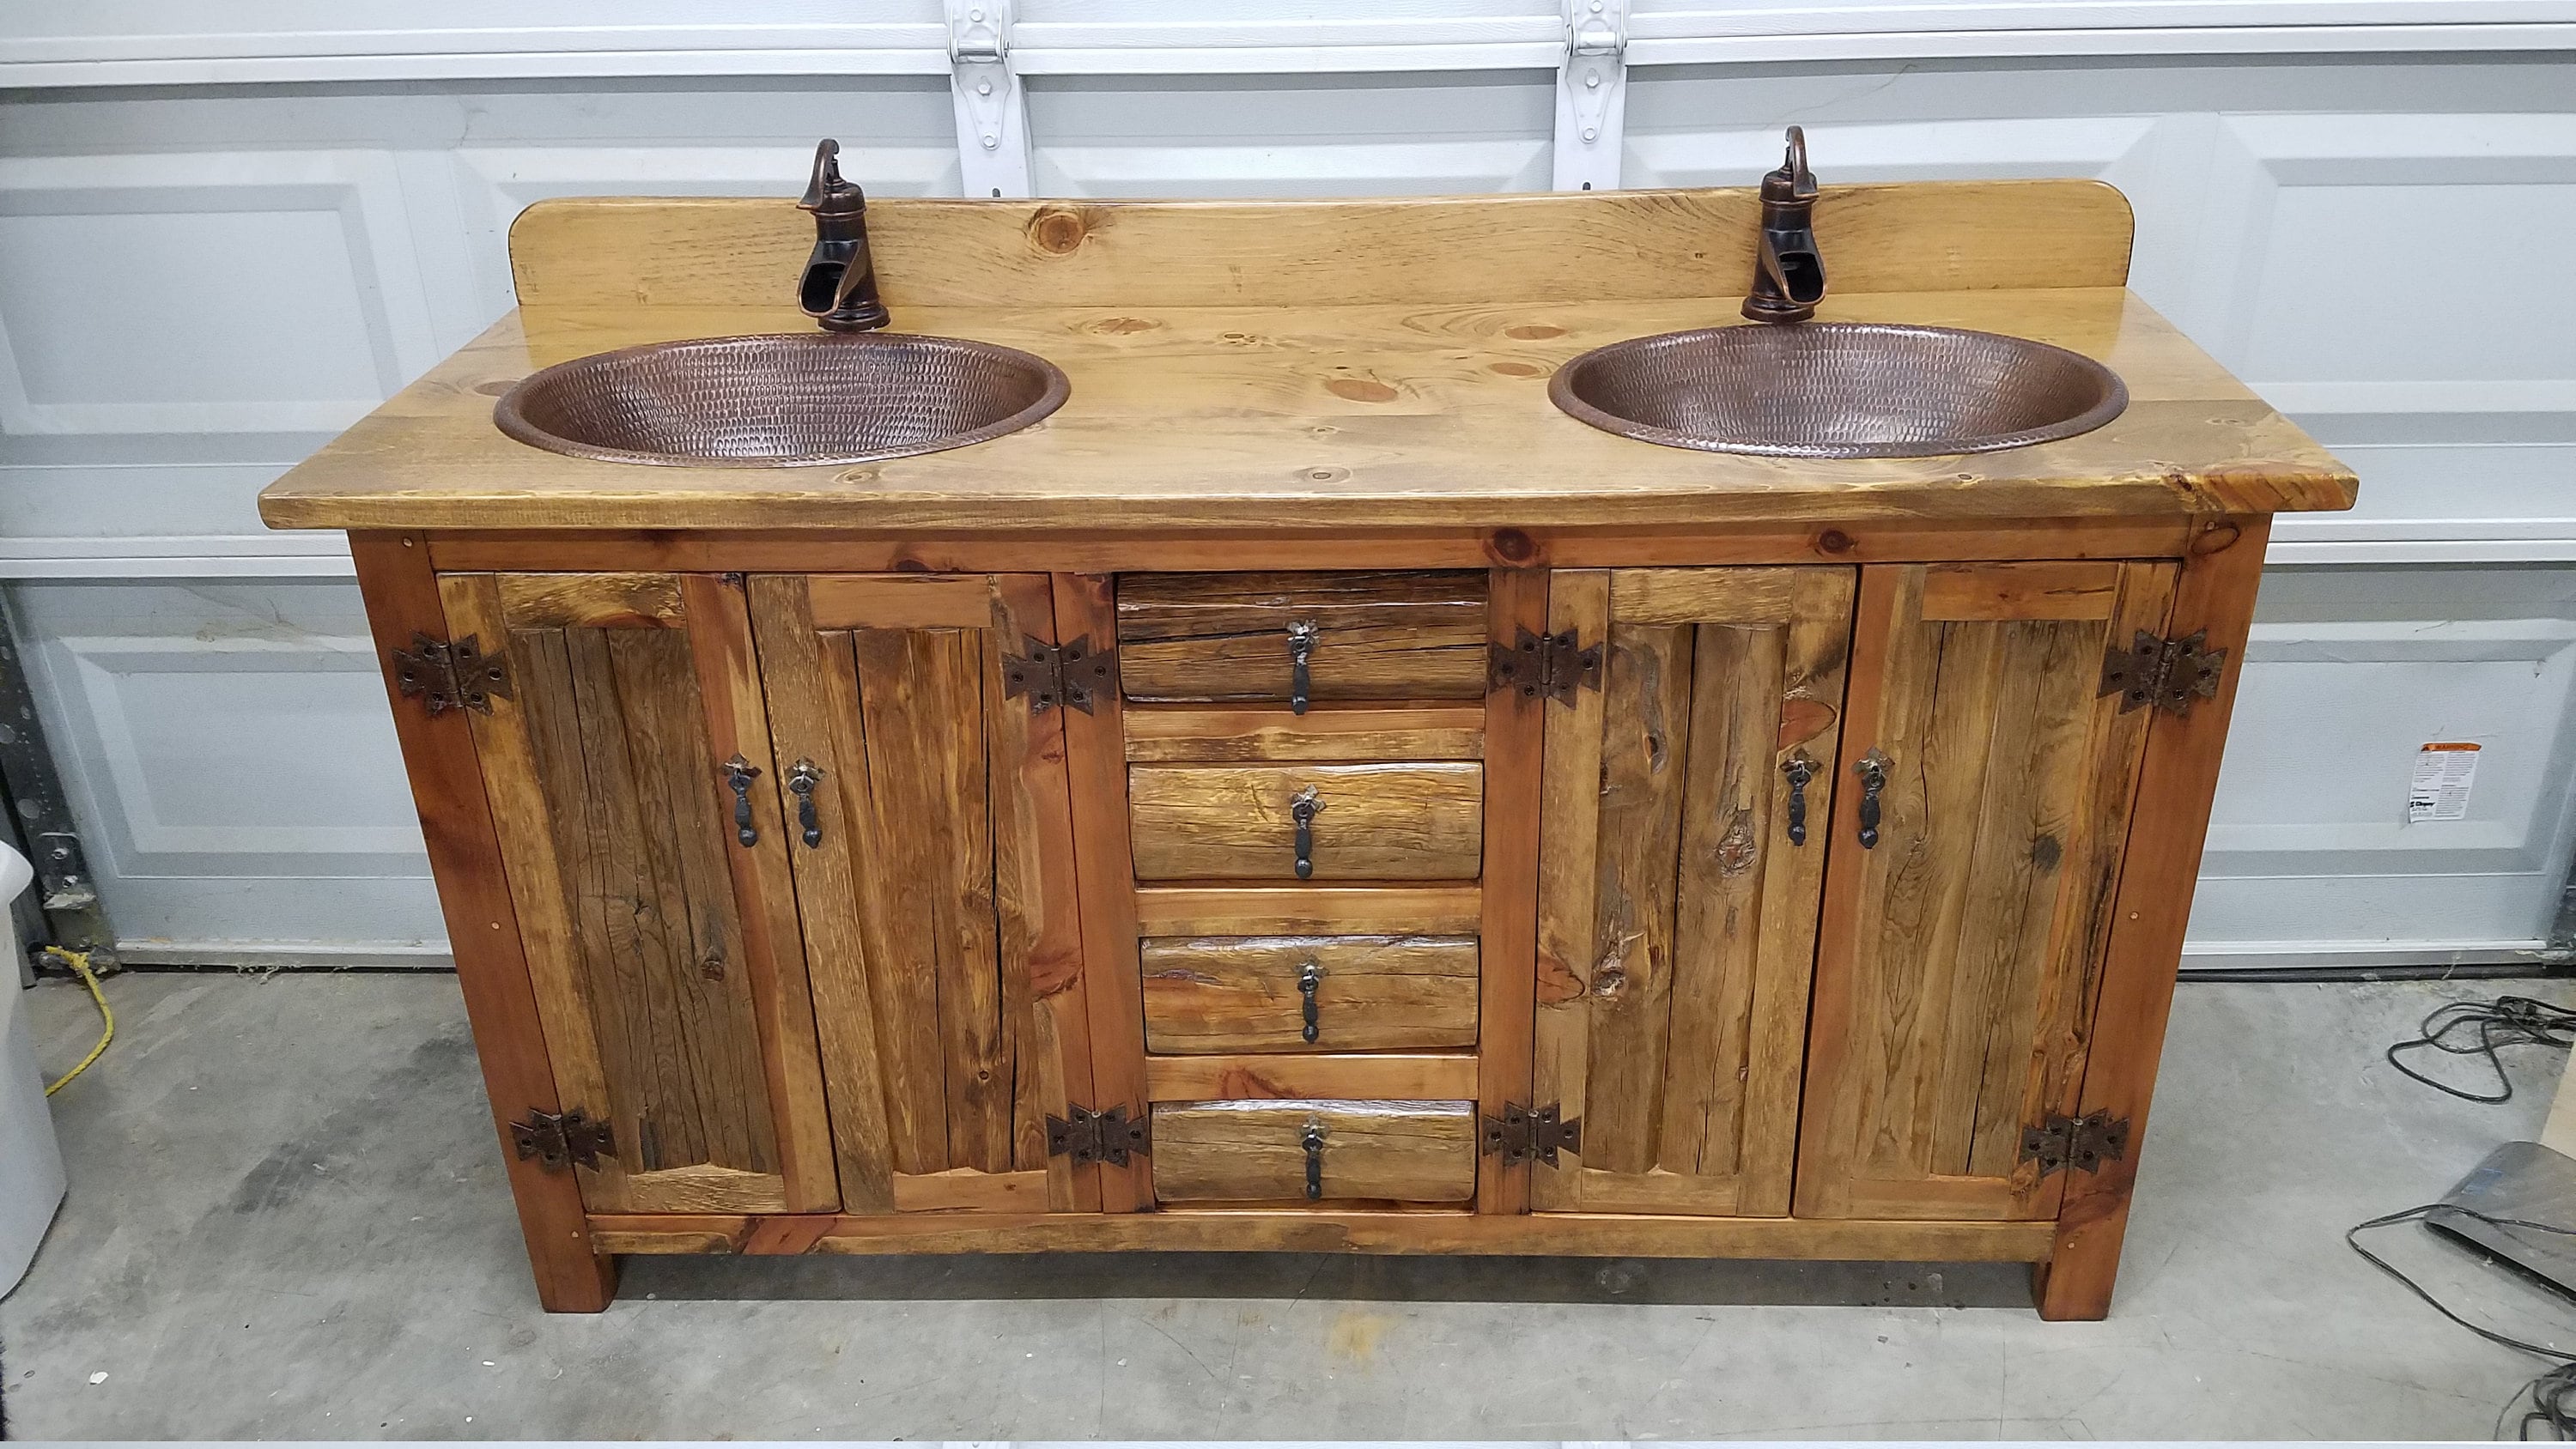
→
(0, 843, 66, 1294)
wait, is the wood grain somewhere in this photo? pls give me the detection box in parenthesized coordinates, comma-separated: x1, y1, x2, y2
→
(1144, 1052, 1479, 1101)
(1477, 565, 1549, 1216)
(422, 518, 2211, 578)
(1053, 573, 1151, 1212)
(679, 574, 841, 1213)
(1139, 935, 1479, 1052)
(1533, 566, 1850, 1217)
(2038, 518, 2269, 1321)
(356, 536, 617, 1313)
(1115, 570, 1490, 704)
(805, 573, 998, 630)
(891, 1167, 1051, 1214)
(589, 1208, 2059, 1261)
(496, 571, 684, 629)
(1123, 705, 1483, 762)
(507, 184, 2135, 312)
(1796, 561, 2172, 1223)
(1151, 1100, 1479, 1203)
(1133, 884, 1482, 937)
(1127, 761, 1485, 881)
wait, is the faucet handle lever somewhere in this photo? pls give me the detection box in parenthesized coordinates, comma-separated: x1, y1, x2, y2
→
(1779, 125, 1816, 199)
(801, 138, 854, 213)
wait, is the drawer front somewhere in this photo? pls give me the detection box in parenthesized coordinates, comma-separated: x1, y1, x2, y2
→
(1128, 762, 1484, 881)
(1140, 934, 1479, 1052)
(1151, 1100, 1479, 1203)
(1115, 571, 1490, 703)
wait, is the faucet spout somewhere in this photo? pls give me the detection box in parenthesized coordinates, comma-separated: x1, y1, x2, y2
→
(798, 139, 890, 333)
(1742, 125, 1826, 324)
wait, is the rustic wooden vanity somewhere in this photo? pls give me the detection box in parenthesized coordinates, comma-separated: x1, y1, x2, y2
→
(258, 176, 2354, 1319)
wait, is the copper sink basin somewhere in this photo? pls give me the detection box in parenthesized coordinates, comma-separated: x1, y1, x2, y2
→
(494, 332, 1068, 466)
(1549, 322, 2126, 459)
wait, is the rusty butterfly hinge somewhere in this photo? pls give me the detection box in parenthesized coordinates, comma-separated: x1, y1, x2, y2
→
(1045, 1102, 1151, 1167)
(1489, 628, 1603, 707)
(510, 1107, 616, 1173)
(1479, 1102, 1583, 1167)
(391, 633, 513, 718)
(2020, 1110, 2129, 1179)
(2099, 630, 2227, 718)
(1001, 636, 1119, 715)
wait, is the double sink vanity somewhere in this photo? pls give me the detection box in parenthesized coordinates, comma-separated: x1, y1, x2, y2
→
(258, 134, 2355, 1319)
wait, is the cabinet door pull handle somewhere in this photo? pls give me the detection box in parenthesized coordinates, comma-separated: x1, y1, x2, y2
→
(787, 760, 823, 847)
(1286, 620, 1319, 715)
(1298, 959, 1323, 1043)
(1781, 753, 1817, 846)
(1290, 785, 1321, 879)
(720, 755, 760, 847)
(1303, 1118, 1327, 1200)
(1853, 749, 1889, 849)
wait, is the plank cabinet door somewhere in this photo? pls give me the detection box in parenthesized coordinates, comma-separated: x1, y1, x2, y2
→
(747, 574, 1097, 1216)
(1533, 567, 1855, 1216)
(1795, 561, 2178, 1222)
(440, 572, 839, 1215)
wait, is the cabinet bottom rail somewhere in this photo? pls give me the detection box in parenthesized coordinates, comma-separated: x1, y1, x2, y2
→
(586, 1210, 2059, 1262)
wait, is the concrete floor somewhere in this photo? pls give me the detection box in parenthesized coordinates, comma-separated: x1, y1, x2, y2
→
(2, 973, 2571, 1440)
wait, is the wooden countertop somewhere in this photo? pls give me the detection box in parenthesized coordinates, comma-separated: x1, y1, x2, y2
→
(258, 185, 2355, 535)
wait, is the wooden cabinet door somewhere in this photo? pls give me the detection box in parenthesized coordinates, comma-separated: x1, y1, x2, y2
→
(1795, 561, 2178, 1222)
(440, 572, 839, 1215)
(747, 574, 1097, 1216)
(1533, 567, 1855, 1216)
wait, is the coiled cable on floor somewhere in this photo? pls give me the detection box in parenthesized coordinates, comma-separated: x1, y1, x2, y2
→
(38, 944, 111, 1096)
(2385, 994, 2576, 1104)
(2348, 1202, 2576, 1440)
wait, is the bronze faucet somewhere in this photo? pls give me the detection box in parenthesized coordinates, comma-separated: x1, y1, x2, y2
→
(798, 139, 890, 332)
(1742, 126, 1826, 323)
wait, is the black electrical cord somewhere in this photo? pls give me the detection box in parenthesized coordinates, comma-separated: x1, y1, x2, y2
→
(2385, 995, 2576, 1104)
(2348, 1202, 2576, 1440)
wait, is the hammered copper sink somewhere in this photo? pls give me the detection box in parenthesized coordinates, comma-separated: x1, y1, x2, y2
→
(494, 331, 1068, 466)
(1550, 321, 2128, 459)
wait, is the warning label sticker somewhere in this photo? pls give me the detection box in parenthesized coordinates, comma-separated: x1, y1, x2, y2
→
(2408, 742, 2482, 823)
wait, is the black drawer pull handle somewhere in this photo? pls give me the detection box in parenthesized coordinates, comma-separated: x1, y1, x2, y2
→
(1781, 752, 1816, 846)
(1290, 785, 1321, 879)
(1298, 958, 1322, 1043)
(1303, 1118, 1326, 1200)
(1286, 620, 1319, 715)
(787, 760, 823, 847)
(720, 755, 760, 847)
(1854, 749, 1889, 849)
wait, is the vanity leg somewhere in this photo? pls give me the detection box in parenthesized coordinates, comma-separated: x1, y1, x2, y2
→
(2036, 516, 2268, 1323)
(351, 530, 618, 1314)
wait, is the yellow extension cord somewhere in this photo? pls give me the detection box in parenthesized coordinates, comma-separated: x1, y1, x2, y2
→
(37, 945, 111, 1096)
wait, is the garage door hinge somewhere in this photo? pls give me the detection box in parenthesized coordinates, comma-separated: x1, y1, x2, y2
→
(1001, 636, 1118, 715)
(391, 632, 513, 718)
(1490, 628, 1603, 707)
(1480, 1101, 1583, 1167)
(2020, 1110, 2129, 1178)
(1046, 1102, 1151, 1166)
(2099, 630, 2225, 717)
(511, 1107, 616, 1173)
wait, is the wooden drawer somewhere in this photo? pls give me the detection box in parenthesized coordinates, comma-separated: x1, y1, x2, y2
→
(1140, 934, 1479, 1052)
(1151, 1100, 1479, 1203)
(1128, 762, 1483, 881)
(1115, 571, 1490, 704)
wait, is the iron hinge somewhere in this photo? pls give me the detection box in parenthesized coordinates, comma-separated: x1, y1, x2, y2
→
(1490, 628, 1603, 707)
(391, 632, 513, 718)
(2099, 630, 2226, 718)
(1480, 1101, 1583, 1167)
(511, 1107, 616, 1173)
(2020, 1110, 2129, 1179)
(1046, 1102, 1150, 1167)
(1001, 635, 1118, 715)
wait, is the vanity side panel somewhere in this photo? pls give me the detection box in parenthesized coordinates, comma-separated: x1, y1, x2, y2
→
(2038, 519, 2270, 1320)
(351, 533, 617, 1313)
